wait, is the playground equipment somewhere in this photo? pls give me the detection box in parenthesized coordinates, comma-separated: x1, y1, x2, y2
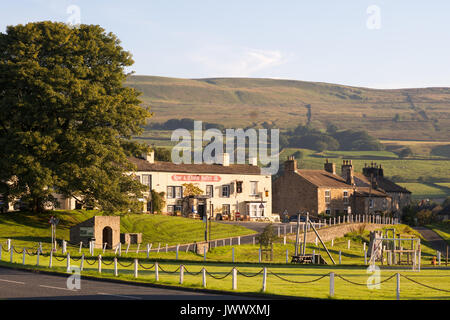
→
(291, 212, 336, 265)
(368, 228, 421, 270)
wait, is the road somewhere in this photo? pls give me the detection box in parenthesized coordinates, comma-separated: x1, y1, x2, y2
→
(0, 267, 255, 300)
(413, 226, 448, 253)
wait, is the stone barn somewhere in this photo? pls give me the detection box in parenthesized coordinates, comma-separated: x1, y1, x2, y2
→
(70, 216, 120, 249)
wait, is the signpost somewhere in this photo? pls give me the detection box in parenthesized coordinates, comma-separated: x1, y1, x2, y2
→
(49, 216, 59, 252)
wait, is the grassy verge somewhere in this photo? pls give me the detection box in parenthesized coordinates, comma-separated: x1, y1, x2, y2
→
(426, 221, 450, 246)
(0, 210, 256, 249)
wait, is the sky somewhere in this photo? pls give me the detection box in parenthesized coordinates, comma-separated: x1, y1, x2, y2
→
(1, 0, 450, 89)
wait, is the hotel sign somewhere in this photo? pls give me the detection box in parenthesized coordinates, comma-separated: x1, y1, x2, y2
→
(171, 174, 221, 182)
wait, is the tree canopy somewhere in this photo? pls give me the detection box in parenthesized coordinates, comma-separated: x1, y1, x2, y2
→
(0, 22, 151, 212)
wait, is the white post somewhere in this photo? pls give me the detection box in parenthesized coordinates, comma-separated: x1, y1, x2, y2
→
(312, 250, 316, 264)
(114, 257, 118, 276)
(7, 239, 11, 252)
(232, 268, 237, 290)
(157, 243, 160, 253)
(253, 237, 255, 245)
(179, 265, 184, 284)
(286, 249, 289, 264)
(22, 248, 26, 265)
(363, 242, 366, 252)
(348, 240, 350, 249)
(278, 226, 280, 237)
(126, 243, 130, 255)
(283, 236, 286, 245)
(338, 216, 341, 224)
(339, 250, 342, 264)
(232, 247, 235, 263)
(49, 250, 53, 268)
(329, 272, 335, 297)
(62, 240, 66, 255)
(186, 244, 190, 253)
(364, 250, 367, 265)
(396, 273, 400, 300)
(202, 268, 207, 288)
(66, 253, 70, 272)
(331, 239, 334, 247)
(98, 255, 102, 274)
(204, 246, 207, 262)
(134, 259, 138, 278)
(80, 254, 84, 271)
(136, 243, 140, 254)
(176, 244, 179, 260)
(103, 243, 107, 254)
(79, 242, 82, 253)
(262, 267, 267, 292)
(259, 248, 262, 263)
(238, 237, 241, 245)
(165, 244, 168, 253)
(155, 262, 159, 281)
(437, 251, 441, 266)
(36, 249, 40, 266)
(10, 245, 13, 263)
(146, 243, 150, 258)
(119, 242, 122, 256)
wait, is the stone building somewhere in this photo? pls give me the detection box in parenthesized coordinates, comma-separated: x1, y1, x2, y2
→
(272, 157, 407, 217)
(69, 216, 120, 249)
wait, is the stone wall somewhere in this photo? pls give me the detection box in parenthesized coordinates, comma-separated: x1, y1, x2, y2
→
(286, 222, 385, 243)
(69, 216, 120, 249)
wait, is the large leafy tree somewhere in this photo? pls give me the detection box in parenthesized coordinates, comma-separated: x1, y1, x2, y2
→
(0, 21, 151, 213)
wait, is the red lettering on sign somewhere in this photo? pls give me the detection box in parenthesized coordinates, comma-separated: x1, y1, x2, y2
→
(171, 174, 221, 182)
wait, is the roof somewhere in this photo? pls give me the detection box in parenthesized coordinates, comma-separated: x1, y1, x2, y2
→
(354, 173, 411, 194)
(354, 188, 390, 198)
(128, 157, 262, 175)
(295, 170, 351, 188)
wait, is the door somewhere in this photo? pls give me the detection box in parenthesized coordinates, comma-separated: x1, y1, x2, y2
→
(102, 226, 113, 249)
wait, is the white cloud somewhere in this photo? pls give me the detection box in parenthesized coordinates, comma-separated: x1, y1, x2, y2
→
(189, 45, 286, 77)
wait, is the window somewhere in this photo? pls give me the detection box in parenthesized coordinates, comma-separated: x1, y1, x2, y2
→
(167, 186, 174, 199)
(325, 208, 331, 215)
(222, 204, 230, 215)
(369, 199, 374, 208)
(167, 186, 182, 199)
(174, 205, 182, 213)
(222, 185, 230, 197)
(206, 185, 214, 198)
(236, 181, 243, 193)
(343, 191, 349, 204)
(325, 190, 331, 204)
(142, 174, 152, 191)
(175, 186, 182, 198)
(167, 205, 174, 214)
(250, 181, 258, 195)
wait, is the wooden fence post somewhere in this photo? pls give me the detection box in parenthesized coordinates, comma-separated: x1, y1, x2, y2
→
(262, 267, 267, 292)
(232, 267, 237, 290)
(329, 272, 335, 297)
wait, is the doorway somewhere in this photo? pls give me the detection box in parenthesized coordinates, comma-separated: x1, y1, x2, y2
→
(102, 226, 113, 249)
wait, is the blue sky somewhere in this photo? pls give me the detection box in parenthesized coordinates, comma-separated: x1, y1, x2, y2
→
(1, 0, 450, 88)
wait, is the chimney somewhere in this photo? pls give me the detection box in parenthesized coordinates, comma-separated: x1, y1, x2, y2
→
(284, 156, 298, 173)
(222, 153, 230, 166)
(143, 151, 155, 164)
(341, 159, 354, 185)
(324, 159, 336, 174)
(249, 157, 257, 166)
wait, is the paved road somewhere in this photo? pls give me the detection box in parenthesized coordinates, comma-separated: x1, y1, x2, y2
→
(413, 226, 448, 253)
(0, 267, 255, 300)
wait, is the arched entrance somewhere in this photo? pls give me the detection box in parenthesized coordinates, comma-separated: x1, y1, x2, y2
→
(102, 226, 113, 249)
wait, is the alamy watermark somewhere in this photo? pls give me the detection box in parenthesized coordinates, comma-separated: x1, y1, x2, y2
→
(366, 5, 381, 30)
(67, 265, 81, 290)
(171, 121, 280, 175)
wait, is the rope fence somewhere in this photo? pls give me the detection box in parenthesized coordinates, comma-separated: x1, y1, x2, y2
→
(0, 241, 448, 298)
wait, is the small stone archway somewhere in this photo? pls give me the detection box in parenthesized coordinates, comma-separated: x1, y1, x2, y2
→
(102, 226, 113, 249)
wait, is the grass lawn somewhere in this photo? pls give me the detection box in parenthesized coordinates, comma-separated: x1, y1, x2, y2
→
(1, 250, 449, 300)
(397, 183, 448, 199)
(1, 211, 448, 299)
(0, 210, 256, 250)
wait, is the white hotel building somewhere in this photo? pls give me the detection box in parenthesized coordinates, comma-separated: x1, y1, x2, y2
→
(128, 152, 274, 221)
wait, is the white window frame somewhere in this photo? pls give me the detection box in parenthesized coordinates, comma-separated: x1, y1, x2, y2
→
(250, 181, 258, 196)
(343, 190, 349, 204)
(325, 190, 331, 204)
(222, 185, 230, 198)
(206, 185, 214, 198)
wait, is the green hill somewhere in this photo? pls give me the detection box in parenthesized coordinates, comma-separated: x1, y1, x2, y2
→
(126, 75, 450, 141)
